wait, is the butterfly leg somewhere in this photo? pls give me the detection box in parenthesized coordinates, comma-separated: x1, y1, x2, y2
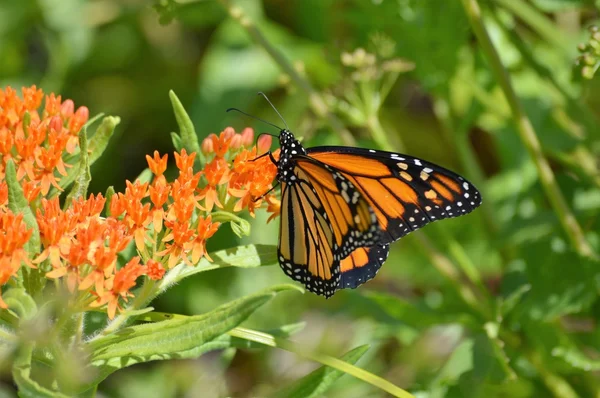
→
(253, 182, 280, 202)
(250, 151, 278, 165)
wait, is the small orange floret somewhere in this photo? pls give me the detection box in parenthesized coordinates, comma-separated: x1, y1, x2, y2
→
(91, 257, 146, 319)
(146, 259, 166, 280)
(146, 151, 168, 176)
(0, 210, 34, 307)
(190, 215, 220, 263)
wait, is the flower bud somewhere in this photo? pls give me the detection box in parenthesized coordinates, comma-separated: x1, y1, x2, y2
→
(230, 133, 242, 150)
(49, 115, 63, 133)
(60, 99, 74, 118)
(222, 127, 235, 140)
(202, 134, 215, 154)
(257, 134, 272, 154)
(240, 127, 254, 147)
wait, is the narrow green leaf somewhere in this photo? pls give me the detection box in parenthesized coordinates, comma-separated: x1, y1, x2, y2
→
(228, 322, 306, 350)
(5, 160, 43, 295)
(2, 289, 37, 320)
(170, 132, 183, 152)
(88, 116, 120, 165)
(499, 276, 531, 318)
(158, 244, 278, 293)
(57, 116, 120, 193)
(5, 160, 40, 255)
(135, 168, 154, 185)
(64, 127, 91, 208)
(104, 186, 115, 217)
(169, 91, 201, 161)
(85, 284, 299, 388)
(13, 343, 70, 398)
(273, 345, 369, 398)
(552, 346, 600, 371)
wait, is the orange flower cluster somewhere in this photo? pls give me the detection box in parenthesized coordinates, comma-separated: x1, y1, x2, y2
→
(200, 127, 280, 217)
(0, 86, 89, 198)
(0, 86, 281, 318)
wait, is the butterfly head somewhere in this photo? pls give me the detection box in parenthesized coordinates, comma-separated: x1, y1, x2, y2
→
(276, 129, 306, 184)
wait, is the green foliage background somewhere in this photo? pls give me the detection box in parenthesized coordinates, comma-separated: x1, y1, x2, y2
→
(1, 0, 600, 397)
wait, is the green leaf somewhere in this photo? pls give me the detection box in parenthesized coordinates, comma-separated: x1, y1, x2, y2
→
(5, 159, 40, 256)
(499, 281, 531, 318)
(169, 90, 202, 165)
(472, 332, 515, 384)
(170, 132, 183, 152)
(64, 127, 91, 208)
(104, 186, 115, 217)
(57, 115, 120, 193)
(431, 339, 474, 389)
(88, 116, 120, 165)
(448, 333, 516, 397)
(2, 289, 37, 320)
(85, 284, 299, 388)
(13, 343, 70, 398)
(514, 239, 600, 321)
(134, 168, 154, 185)
(273, 345, 369, 398)
(230, 218, 251, 238)
(551, 345, 600, 371)
(157, 244, 278, 293)
(5, 159, 43, 295)
(228, 322, 306, 350)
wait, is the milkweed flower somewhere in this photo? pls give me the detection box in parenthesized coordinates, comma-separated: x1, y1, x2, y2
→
(0, 85, 281, 319)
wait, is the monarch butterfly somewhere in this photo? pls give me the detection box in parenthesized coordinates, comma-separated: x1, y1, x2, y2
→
(229, 95, 482, 298)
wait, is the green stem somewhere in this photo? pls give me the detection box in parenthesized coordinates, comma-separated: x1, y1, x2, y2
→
(366, 114, 398, 152)
(493, 0, 573, 56)
(218, 0, 356, 146)
(461, 0, 595, 259)
(229, 327, 415, 398)
(73, 312, 85, 347)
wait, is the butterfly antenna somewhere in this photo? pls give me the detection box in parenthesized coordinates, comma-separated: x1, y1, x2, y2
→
(258, 92, 290, 131)
(226, 108, 283, 131)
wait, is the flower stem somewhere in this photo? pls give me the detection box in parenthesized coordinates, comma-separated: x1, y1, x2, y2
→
(461, 0, 595, 259)
(218, 0, 356, 146)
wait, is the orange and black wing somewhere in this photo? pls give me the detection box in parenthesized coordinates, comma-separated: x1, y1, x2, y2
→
(278, 158, 382, 297)
(339, 244, 390, 290)
(307, 146, 482, 244)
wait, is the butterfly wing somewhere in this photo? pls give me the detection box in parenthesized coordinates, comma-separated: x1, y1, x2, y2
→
(278, 157, 382, 297)
(339, 244, 390, 290)
(307, 146, 482, 243)
(294, 157, 381, 259)
(278, 180, 339, 297)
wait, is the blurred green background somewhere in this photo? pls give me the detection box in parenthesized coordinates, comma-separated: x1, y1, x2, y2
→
(1, 0, 600, 397)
